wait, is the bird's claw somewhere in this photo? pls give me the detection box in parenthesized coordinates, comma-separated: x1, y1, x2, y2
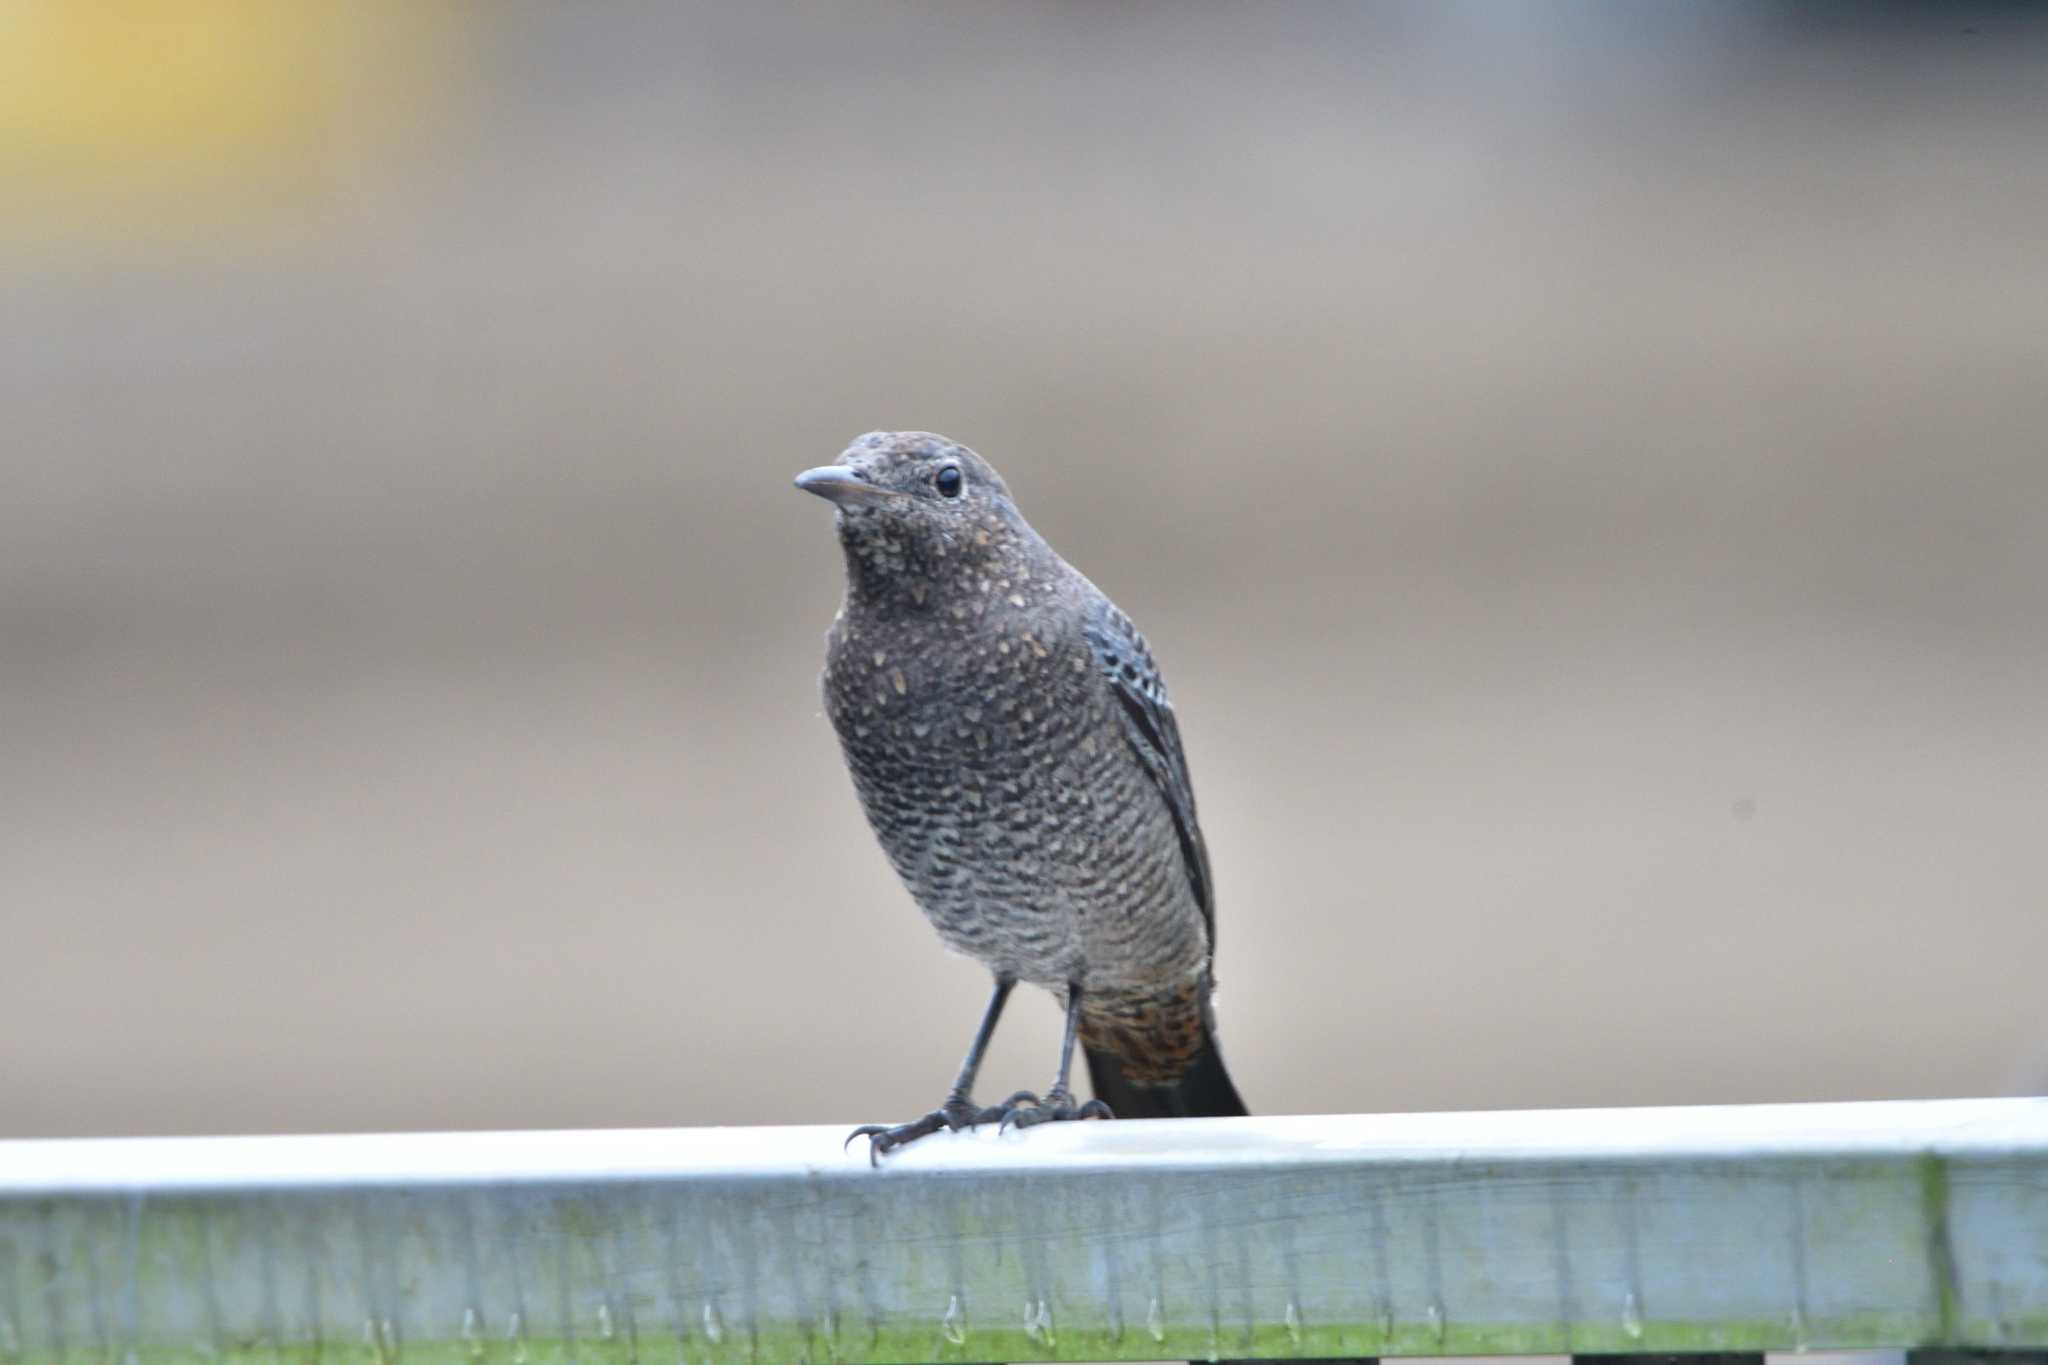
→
(997, 1089, 1114, 1133)
(846, 1112, 948, 1164)
(846, 1094, 1001, 1164)
(847, 1090, 1113, 1161)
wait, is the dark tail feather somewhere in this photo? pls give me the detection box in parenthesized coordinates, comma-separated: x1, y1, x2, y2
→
(1084, 1032, 1248, 1119)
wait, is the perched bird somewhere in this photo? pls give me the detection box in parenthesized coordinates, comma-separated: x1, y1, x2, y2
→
(796, 431, 1246, 1158)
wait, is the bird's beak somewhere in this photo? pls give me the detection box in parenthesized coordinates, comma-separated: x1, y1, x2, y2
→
(794, 465, 900, 508)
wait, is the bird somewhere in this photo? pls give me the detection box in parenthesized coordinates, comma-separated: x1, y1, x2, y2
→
(795, 431, 1247, 1159)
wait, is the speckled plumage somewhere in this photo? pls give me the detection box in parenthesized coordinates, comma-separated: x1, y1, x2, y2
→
(800, 432, 1245, 1124)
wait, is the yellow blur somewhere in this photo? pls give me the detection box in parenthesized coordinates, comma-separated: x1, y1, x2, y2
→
(0, 0, 435, 236)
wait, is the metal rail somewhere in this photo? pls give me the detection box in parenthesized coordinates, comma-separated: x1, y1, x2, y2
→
(3, 1099, 2044, 1364)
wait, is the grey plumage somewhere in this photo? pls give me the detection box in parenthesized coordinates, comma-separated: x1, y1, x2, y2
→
(798, 432, 1244, 1143)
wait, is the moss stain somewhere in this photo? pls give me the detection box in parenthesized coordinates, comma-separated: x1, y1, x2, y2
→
(1918, 1152, 1960, 1347)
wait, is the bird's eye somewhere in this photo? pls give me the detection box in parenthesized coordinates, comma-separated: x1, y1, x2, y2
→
(934, 464, 964, 498)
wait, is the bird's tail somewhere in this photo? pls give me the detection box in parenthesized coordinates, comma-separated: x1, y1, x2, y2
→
(1085, 1033, 1247, 1118)
(1080, 984, 1248, 1119)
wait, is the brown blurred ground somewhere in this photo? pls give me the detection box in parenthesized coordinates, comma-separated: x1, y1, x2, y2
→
(3, 3, 2045, 1138)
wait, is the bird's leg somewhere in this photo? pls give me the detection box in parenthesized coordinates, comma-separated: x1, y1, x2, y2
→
(1001, 982, 1115, 1130)
(938, 973, 1018, 1122)
(847, 975, 1016, 1163)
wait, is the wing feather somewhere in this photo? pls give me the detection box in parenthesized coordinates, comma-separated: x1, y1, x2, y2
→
(1083, 599, 1215, 950)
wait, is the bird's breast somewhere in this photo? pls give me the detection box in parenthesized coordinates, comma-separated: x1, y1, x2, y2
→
(824, 604, 1101, 769)
(824, 604, 1114, 862)
(820, 600, 1205, 991)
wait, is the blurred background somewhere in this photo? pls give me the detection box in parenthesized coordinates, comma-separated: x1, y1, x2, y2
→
(3, 2, 2045, 1139)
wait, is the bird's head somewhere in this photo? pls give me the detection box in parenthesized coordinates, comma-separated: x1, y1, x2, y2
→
(796, 432, 1037, 605)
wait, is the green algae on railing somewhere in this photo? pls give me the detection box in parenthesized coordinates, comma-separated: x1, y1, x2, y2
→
(4, 1100, 2046, 1363)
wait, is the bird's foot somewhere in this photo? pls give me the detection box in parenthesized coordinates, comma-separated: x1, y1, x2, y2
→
(996, 1087, 1114, 1132)
(845, 1088, 1113, 1161)
(846, 1093, 1013, 1164)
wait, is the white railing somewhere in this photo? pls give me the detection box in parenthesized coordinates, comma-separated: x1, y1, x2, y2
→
(3, 1098, 2044, 1363)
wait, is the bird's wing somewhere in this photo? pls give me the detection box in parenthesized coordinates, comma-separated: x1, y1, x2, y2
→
(1083, 597, 1216, 951)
